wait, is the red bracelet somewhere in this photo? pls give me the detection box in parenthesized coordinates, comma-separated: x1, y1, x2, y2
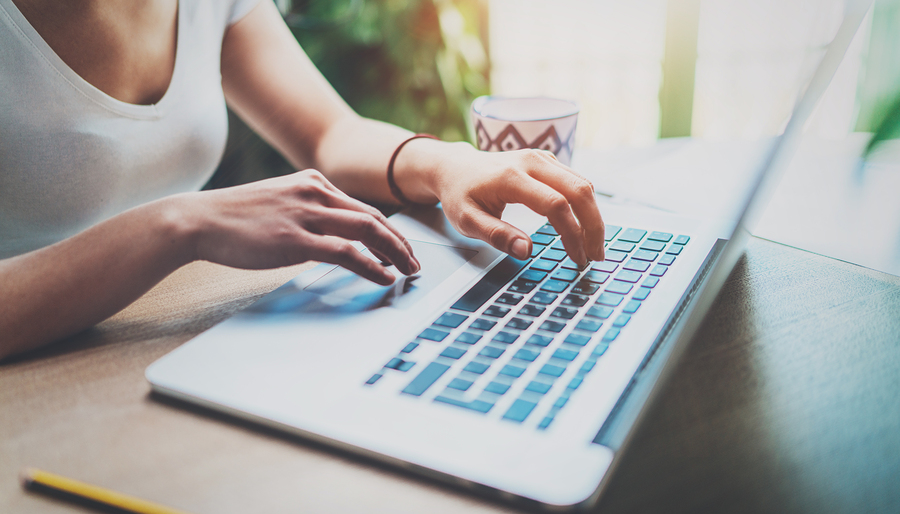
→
(387, 133, 439, 206)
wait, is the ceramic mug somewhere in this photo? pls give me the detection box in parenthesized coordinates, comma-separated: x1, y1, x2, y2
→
(471, 96, 579, 165)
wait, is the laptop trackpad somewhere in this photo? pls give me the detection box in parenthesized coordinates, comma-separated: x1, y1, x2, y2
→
(246, 240, 479, 316)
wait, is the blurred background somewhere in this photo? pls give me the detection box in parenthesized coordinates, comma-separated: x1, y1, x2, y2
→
(207, 0, 900, 189)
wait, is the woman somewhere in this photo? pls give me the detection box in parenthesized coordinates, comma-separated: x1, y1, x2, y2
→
(0, 0, 605, 360)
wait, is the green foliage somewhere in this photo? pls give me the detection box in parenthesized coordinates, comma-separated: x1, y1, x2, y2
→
(859, 0, 900, 157)
(288, 0, 489, 142)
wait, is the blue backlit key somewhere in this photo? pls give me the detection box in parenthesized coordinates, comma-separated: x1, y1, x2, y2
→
(605, 281, 633, 295)
(531, 292, 558, 305)
(613, 314, 631, 328)
(659, 254, 676, 266)
(618, 228, 647, 243)
(666, 245, 683, 255)
(596, 293, 623, 307)
(674, 235, 690, 245)
(572, 282, 599, 295)
(527, 334, 553, 347)
(506, 317, 532, 330)
(402, 362, 450, 396)
(509, 281, 537, 295)
(562, 294, 589, 307)
(552, 348, 579, 362)
(479, 346, 505, 359)
(514, 348, 540, 362)
(642, 276, 659, 288)
(539, 363, 566, 377)
(483, 305, 511, 318)
(455, 332, 482, 345)
(419, 328, 449, 342)
(592, 261, 618, 273)
(582, 271, 610, 284)
(610, 241, 635, 253)
(499, 364, 526, 378)
(531, 233, 555, 246)
(519, 304, 546, 317)
(434, 395, 493, 413)
(633, 287, 651, 301)
(602, 328, 621, 342)
(632, 250, 658, 262)
(530, 259, 557, 272)
(536, 223, 558, 236)
(541, 280, 569, 293)
(492, 331, 519, 344)
(440, 347, 467, 359)
(540, 320, 566, 333)
(434, 312, 467, 328)
(604, 225, 622, 241)
(496, 293, 524, 305)
(525, 381, 552, 394)
(541, 249, 567, 262)
(565, 333, 591, 346)
(520, 269, 548, 282)
(587, 305, 614, 319)
(551, 269, 579, 282)
(469, 318, 496, 331)
(604, 250, 628, 263)
(615, 270, 642, 283)
(623, 300, 641, 314)
(503, 399, 537, 422)
(650, 265, 667, 277)
(552, 307, 578, 320)
(447, 378, 473, 391)
(401, 342, 419, 353)
(623, 259, 651, 272)
(485, 381, 510, 395)
(463, 361, 490, 374)
(640, 240, 666, 252)
(648, 231, 673, 242)
(575, 319, 602, 333)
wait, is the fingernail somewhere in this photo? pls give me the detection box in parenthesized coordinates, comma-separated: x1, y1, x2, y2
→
(408, 256, 420, 274)
(511, 238, 529, 260)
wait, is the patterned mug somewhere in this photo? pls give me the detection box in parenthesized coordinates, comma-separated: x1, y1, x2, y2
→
(471, 96, 579, 166)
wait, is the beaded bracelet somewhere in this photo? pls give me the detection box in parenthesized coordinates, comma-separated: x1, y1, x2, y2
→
(387, 133, 439, 206)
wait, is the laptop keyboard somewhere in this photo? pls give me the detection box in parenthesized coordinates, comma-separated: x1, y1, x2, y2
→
(365, 223, 690, 429)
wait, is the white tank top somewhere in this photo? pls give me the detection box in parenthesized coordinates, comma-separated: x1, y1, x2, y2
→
(0, 0, 259, 258)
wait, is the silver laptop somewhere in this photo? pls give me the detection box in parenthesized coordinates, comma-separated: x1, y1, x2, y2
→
(146, 3, 869, 509)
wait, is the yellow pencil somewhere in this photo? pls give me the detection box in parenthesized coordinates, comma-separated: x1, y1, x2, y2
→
(21, 468, 192, 514)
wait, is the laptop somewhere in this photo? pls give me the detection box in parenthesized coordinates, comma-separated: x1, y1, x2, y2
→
(146, 3, 869, 509)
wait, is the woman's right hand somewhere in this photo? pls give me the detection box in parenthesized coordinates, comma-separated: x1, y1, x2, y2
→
(176, 169, 420, 285)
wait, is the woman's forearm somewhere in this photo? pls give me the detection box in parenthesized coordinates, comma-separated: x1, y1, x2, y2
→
(0, 196, 195, 360)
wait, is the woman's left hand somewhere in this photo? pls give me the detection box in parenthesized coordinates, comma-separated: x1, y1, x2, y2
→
(426, 144, 606, 266)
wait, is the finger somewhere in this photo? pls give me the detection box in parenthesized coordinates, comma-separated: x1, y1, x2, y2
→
(306, 235, 397, 286)
(312, 182, 421, 270)
(305, 207, 419, 276)
(495, 175, 588, 265)
(527, 153, 606, 260)
(455, 209, 531, 261)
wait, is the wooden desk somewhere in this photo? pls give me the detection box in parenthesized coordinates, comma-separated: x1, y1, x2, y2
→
(3, 238, 899, 513)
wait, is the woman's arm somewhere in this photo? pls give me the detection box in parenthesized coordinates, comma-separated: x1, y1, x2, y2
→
(0, 171, 419, 360)
(220, 2, 606, 265)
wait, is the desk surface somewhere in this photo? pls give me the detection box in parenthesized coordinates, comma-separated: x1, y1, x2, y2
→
(2, 237, 900, 514)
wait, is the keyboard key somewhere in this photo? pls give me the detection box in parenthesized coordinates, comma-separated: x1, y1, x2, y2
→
(632, 250, 658, 262)
(674, 235, 690, 245)
(530, 259, 558, 272)
(632, 287, 651, 301)
(542, 249, 567, 262)
(591, 261, 618, 273)
(503, 399, 537, 422)
(613, 314, 631, 328)
(602, 328, 621, 342)
(587, 305, 615, 319)
(609, 241, 635, 253)
(434, 395, 493, 413)
(567, 376, 584, 389)
(540, 320, 566, 333)
(551, 269, 579, 282)
(592, 343, 609, 357)
(650, 265, 668, 277)
(525, 381, 552, 394)
(434, 312, 467, 329)
(469, 318, 496, 331)
(572, 282, 599, 295)
(536, 223, 558, 236)
(580, 360, 596, 373)
(666, 245, 683, 255)
(554, 396, 569, 408)
(560, 258, 585, 271)
(385, 358, 413, 371)
(659, 254, 676, 266)
(492, 331, 519, 344)
(455, 332, 482, 345)
(496, 293, 524, 305)
(538, 416, 555, 430)
(485, 381, 511, 395)
(640, 240, 666, 252)
(447, 378, 473, 391)
(604, 225, 622, 241)
(463, 361, 490, 374)
(575, 319, 602, 333)
(623, 300, 641, 314)
(401, 342, 419, 353)
(605, 281, 633, 295)
(565, 333, 591, 346)
(451, 255, 530, 312)
(596, 293, 624, 307)
(551, 240, 566, 251)
(440, 347, 467, 359)
(551, 307, 578, 320)
(642, 276, 660, 288)
(648, 231, 673, 242)
(618, 228, 647, 243)
(520, 269, 548, 282)
(499, 364, 526, 378)
(562, 294, 590, 307)
(531, 233, 555, 246)
(506, 317, 533, 330)
(540, 280, 569, 293)
(539, 363, 566, 377)
(615, 270, 642, 283)
(527, 334, 554, 347)
(531, 245, 543, 258)
(553, 348, 579, 362)
(519, 304, 546, 317)
(514, 348, 541, 362)
(483, 305, 511, 318)
(479, 346, 505, 359)
(531, 292, 558, 305)
(419, 328, 449, 342)
(508, 281, 537, 294)
(366, 374, 382, 385)
(623, 259, 651, 272)
(582, 271, 610, 284)
(604, 250, 628, 263)
(402, 362, 450, 396)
